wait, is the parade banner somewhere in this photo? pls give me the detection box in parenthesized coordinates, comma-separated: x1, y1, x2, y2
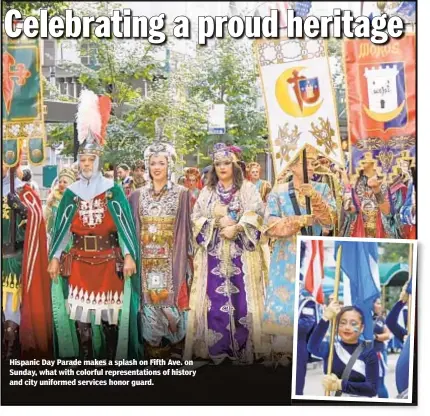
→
(2, 32, 46, 167)
(344, 34, 416, 176)
(255, 38, 343, 177)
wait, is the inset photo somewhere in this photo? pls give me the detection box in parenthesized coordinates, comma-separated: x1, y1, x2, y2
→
(292, 236, 417, 403)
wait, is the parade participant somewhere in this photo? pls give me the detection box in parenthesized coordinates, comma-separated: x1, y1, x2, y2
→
(262, 145, 336, 364)
(18, 166, 40, 195)
(117, 163, 133, 197)
(129, 138, 192, 358)
(184, 143, 269, 364)
(131, 160, 146, 190)
(184, 167, 202, 209)
(386, 281, 411, 398)
(393, 154, 416, 239)
(341, 153, 399, 238)
(247, 162, 272, 203)
(308, 301, 379, 397)
(2, 164, 53, 359)
(295, 286, 318, 395)
(47, 90, 140, 360)
(373, 298, 391, 398)
(44, 167, 76, 237)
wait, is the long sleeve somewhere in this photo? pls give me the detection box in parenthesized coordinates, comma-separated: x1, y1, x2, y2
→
(307, 318, 330, 359)
(341, 350, 379, 397)
(53, 229, 71, 259)
(191, 188, 215, 248)
(386, 300, 408, 342)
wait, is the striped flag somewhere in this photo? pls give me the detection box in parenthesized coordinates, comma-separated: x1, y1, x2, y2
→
(302, 240, 325, 304)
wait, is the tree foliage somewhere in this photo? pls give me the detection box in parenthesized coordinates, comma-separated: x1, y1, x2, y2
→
(40, 2, 268, 167)
(2, 1, 69, 18)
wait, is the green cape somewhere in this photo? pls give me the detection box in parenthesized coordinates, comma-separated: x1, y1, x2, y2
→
(49, 183, 142, 359)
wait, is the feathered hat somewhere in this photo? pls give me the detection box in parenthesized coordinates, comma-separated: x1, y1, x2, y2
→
(76, 90, 112, 156)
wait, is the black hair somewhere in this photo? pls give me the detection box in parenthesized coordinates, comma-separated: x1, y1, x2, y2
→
(336, 306, 365, 331)
(206, 162, 244, 190)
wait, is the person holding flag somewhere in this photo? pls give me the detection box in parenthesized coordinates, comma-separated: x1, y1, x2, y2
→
(307, 240, 382, 397)
(262, 145, 336, 365)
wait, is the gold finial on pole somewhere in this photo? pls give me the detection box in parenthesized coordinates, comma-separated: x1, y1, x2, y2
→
(377, 2, 387, 14)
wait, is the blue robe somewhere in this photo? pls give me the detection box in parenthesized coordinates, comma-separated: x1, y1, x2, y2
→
(295, 297, 317, 395)
(386, 300, 410, 396)
(262, 181, 335, 347)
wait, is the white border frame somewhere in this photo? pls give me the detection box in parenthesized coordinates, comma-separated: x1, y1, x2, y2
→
(291, 235, 418, 404)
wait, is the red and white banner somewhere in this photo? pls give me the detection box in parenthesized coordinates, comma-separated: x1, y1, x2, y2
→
(344, 34, 416, 175)
(302, 240, 325, 304)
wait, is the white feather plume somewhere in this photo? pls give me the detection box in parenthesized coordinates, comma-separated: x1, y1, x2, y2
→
(76, 89, 101, 144)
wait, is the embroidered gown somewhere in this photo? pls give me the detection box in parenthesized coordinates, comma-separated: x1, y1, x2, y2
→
(184, 181, 269, 364)
(129, 183, 192, 347)
(262, 180, 335, 356)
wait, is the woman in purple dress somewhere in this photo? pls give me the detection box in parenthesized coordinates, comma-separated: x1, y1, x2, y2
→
(184, 143, 269, 364)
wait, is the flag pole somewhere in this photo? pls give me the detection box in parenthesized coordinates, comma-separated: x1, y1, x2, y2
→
(407, 243, 413, 335)
(325, 244, 342, 396)
(302, 148, 312, 235)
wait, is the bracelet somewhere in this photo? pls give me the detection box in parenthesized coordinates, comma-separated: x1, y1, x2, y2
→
(374, 191, 385, 205)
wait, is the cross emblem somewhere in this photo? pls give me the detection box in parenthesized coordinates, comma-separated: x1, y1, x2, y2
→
(287, 69, 306, 112)
(2, 52, 32, 115)
(79, 198, 106, 228)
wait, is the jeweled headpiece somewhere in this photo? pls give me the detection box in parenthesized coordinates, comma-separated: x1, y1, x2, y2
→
(211, 143, 241, 163)
(144, 118, 177, 188)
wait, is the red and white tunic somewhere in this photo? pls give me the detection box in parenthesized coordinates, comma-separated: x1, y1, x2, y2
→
(67, 194, 124, 325)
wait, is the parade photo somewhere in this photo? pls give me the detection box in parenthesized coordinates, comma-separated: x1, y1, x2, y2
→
(292, 237, 417, 403)
(1, 0, 420, 410)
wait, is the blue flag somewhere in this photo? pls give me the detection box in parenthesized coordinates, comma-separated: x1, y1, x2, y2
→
(334, 241, 381, 343)
(396, 1, 416, 19)
(406, 278, 413, 295)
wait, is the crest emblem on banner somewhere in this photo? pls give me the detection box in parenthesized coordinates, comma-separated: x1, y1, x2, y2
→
(363, 63, 406, 129)
(275, 67, 323, 118)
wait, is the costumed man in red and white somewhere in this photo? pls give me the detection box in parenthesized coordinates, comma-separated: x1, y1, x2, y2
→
(2, 163, 53, 359)
(47, 90, 140, 360)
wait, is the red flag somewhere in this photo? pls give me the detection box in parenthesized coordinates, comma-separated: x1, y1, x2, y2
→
(303, 240, 325, 304)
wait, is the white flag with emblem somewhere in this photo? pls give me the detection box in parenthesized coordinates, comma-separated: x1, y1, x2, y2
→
(255, 37, 344, 178)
